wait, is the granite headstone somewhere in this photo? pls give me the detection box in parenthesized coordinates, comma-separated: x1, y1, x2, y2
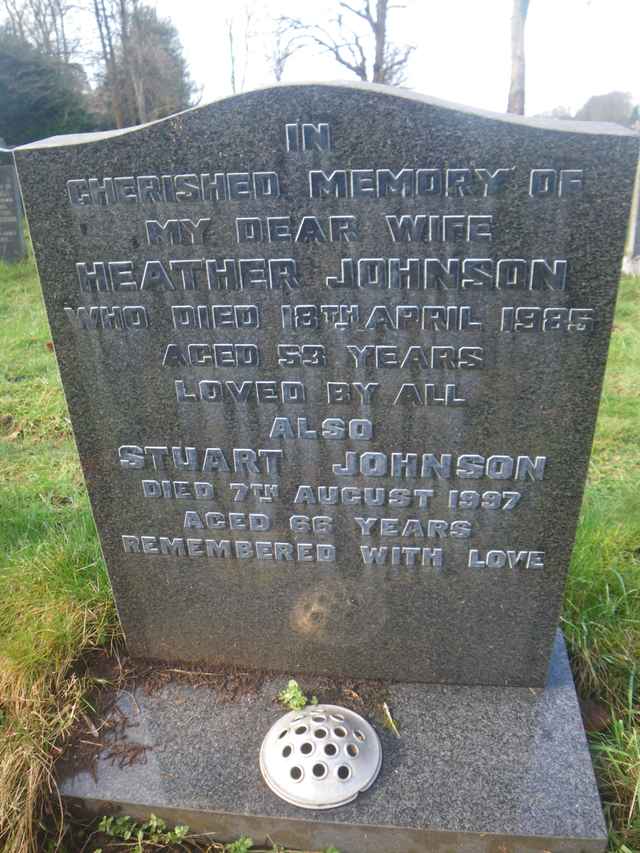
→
(13, 84, 637, 687)
(15, 82, 637, 853)
(0, 144, 25, 263)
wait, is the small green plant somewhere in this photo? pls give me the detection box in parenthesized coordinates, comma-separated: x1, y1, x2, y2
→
(277, 679, 318, 711)
(97, 813, 189, 851)
(224, 836, 254, 853)
(98, 815, 137, 842)
(382, 701, 400, 738)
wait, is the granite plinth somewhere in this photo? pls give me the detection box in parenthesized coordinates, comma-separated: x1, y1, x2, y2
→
(61, 633, 606, 853)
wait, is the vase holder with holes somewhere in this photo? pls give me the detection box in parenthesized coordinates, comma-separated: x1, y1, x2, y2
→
(260, 705, 382, 809)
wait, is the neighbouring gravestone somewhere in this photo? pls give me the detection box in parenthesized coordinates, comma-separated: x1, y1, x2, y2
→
(0, 143, 25, 263)
(13, 84, 638, 851)
(624, 177, 640, 275)
(633, 206, 640, 260)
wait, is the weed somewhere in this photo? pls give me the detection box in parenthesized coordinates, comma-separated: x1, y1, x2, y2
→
(381, 701, 400, 737)
(277, 679, 318, 711)
(224, 837, 253, 853)
(97, 813, 189, 850)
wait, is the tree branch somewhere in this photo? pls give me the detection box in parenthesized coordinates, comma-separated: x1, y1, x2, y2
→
(278, 3, 411, 86)
(279, 16, 368, 79)
(339, 1, 374, 28)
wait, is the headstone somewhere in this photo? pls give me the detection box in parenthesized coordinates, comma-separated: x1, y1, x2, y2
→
(13, 84, 638, 686)
(14, 83, 637, 852)
(0, 143, 25, 263)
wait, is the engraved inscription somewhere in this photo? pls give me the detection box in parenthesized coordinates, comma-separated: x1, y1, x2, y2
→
(59, 118, 598, 577)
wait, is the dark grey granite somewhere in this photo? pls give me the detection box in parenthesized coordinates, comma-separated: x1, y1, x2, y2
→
(13, 83, 639, 685)
(0, 156, 25, 262)
(61, 632, 606, 852)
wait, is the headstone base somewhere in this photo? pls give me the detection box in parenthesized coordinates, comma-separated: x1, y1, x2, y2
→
(61, 633, 606, 853)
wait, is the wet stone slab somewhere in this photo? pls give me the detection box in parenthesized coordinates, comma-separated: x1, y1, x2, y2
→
(61, 633, 607, 853)
(13, 83, 638, 685)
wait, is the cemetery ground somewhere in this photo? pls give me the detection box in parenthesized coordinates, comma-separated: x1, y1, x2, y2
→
(0, 255, 639, 853)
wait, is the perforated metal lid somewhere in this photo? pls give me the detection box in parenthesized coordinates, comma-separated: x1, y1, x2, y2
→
(259, 704, 382, 809)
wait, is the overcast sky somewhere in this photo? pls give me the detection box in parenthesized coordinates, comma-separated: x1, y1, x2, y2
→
(152, 0, 640, 117)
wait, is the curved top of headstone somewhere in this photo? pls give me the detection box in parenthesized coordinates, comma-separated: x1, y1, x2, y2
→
(14, 81, 639, 151)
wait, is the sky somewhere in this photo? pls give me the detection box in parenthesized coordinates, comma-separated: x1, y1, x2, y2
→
(152, 0, 640, 117)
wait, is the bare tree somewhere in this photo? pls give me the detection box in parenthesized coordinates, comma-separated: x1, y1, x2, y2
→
(267, 17, 303, 83)
(226, 4, 255, 95)
(51, 0, 71, 61)
(2, 0, 76, 61)
(227, 18, 237, 93)
(575, 91, 637, 126)
(279, 0, 413, 86)
(119, 0, 149, 122)
(90, 0, 195, 127)
(92, 0, 151, 125)
(507, 0, 529, 114)
(92, 0, 125, 125)
(1, 0, 28, 40)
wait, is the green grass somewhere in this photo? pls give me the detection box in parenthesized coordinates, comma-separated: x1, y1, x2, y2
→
(563, 276, 640, 851)
(0, 257, 639, 851)
(0, 256, 117, 853)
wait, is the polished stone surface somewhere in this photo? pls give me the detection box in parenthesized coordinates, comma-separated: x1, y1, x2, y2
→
(14, 83, 639, 684)
(0, 160, 25, 262)
(61, 633, 606, 852)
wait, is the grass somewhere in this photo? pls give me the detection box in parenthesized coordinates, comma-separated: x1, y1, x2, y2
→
(0, 255, 639, 851)
(562, 276, 640, 851)
(0, 256, 117, 853)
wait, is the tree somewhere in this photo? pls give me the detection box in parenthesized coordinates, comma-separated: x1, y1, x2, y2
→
(91, 1, 196, 127)
(541, 93, 639, 128)
(507, 0, 529, 114)
(226, 5, 255, 95)
(0, 27, 95, 144)
(267, 17, 303, 83)
(91, 0, 125, 126)
(278, 0, 414, 86)
(548, 106, 572, 119)
(575, 91, 637, 127)
(1, 0, 76, 63)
